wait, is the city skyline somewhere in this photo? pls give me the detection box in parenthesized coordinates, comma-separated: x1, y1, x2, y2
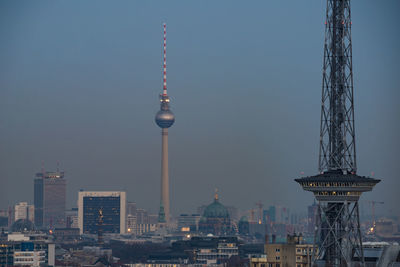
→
(0, 1, 399, 216)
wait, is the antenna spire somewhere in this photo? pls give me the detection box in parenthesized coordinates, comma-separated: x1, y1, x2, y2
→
(163, 23, 167, 95)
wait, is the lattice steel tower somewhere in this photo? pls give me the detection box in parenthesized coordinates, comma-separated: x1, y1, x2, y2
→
(295, 1, 380, 266)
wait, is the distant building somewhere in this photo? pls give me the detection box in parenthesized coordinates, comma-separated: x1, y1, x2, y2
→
(136, 208, 149, 224)
(65, 208, 78, 228)
(14, 202, 34, 223)
(265, 234, 314, 267)
(53, 228, 80, 242)
(126, 214, 137, 234)
(1, 234, 55, 266)
(136, 223, 157, 235)
(238, 216, 250, 235)
(177, 214, 201, 232)
(198, 192, 232, 236)
(195, 242, 239, 265)
(127, 202, 137, 216)
(78, 191, 126, 234)
(263, 206, 276, 223)
(307, 202, 318, 234)
(148, 214, 158, 224)
(34, 171, 66, 229)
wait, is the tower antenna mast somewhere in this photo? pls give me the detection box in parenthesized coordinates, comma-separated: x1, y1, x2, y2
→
(163, 23, 167, 96)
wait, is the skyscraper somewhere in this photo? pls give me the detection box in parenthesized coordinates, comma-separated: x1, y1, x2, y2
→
(295, 1, 380, 265)
(155, 23, 175, 224)
(34, 170, 66, 229)
(78, 191, 126, 235)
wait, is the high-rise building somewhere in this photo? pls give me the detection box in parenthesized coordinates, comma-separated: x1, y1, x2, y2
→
(155, 23, 175, 224)
(14, 202, 34, 223)
(77, 191, 126, 235)
(295, 1, 380, 265)
(34, 171, 66, 229)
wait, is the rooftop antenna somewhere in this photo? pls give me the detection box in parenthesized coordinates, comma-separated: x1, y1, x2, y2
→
(57, 160, 60, 172)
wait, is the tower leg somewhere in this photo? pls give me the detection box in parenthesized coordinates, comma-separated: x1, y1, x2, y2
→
(312, 201, 364, 267)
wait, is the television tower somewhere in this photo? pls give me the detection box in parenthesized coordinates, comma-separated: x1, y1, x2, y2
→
(155, 23, 175, 224)
(295, 1, 380, 266)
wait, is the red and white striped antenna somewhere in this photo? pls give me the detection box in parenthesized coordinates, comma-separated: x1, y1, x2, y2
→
(163, 23, 167, 95)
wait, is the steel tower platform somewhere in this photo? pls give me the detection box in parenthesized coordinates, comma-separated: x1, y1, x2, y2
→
(295, 1, 380, 266)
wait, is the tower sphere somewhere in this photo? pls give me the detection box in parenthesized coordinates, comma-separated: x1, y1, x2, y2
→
(155, 110, 175, 128)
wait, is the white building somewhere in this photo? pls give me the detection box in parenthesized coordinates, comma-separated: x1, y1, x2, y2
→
(14, 202, 34, 223)
(78, 191, 126, 234)
(195, 242, 238, 266)
(13, 250, 46, 266)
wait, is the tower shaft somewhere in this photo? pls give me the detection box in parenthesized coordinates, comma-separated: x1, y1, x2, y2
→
(319, 0, 356, 173)
(161, 128, 170, 223)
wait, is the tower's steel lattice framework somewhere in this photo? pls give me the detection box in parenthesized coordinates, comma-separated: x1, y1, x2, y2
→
(295, 1, 380, 266)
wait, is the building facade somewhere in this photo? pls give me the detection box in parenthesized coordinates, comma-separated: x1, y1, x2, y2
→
(0, 239, 55, 267)
(178, 214, 201, 232)
(78, 191, 126, 234)
(34, 171, 66, 229)
(261, 234, 314, 267)
(14, 202, 34, 223)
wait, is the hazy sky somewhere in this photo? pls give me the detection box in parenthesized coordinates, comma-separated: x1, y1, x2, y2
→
(0, 1, 399, 217)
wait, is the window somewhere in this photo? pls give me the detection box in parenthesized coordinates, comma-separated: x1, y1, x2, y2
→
(275, 248, 280, 252)
(276, 256, 280, 260)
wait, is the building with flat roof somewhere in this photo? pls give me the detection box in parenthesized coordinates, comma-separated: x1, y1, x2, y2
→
(78, 191, 126, 235)
(34, 171, 66, 229)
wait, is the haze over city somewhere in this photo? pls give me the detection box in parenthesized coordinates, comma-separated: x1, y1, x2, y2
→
(1, 0, 399, 217)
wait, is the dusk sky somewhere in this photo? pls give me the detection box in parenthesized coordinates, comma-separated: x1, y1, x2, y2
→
(1, 1, 399, 217)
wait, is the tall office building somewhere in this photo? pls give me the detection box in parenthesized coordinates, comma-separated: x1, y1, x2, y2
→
(78, 191, 126, 235)
(34, 170, 66, 229)
(155, 23, 175, 224)
(14, 202, 34, 223)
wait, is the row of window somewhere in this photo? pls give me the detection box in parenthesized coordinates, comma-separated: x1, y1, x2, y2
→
(315, 191, 361, 196)
(301, 182, 374, 187)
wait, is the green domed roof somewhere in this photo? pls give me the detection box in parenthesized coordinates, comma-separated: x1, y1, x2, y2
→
(11, 219, 36, 232)
(203, 198, 229, 219)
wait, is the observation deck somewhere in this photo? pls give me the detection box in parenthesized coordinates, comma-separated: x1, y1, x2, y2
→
(295, 170, 380, 202)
